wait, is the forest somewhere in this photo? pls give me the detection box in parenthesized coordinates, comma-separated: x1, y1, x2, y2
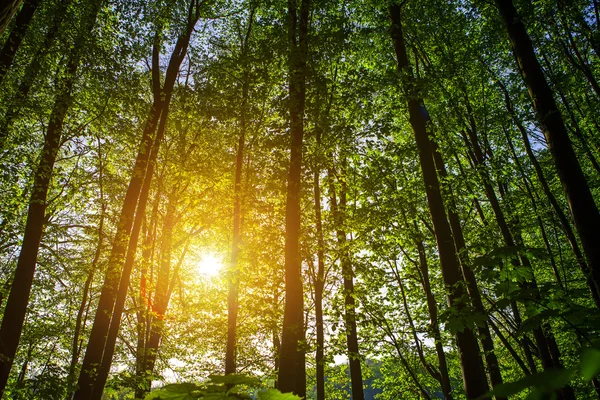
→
(1, 0, 600, 398)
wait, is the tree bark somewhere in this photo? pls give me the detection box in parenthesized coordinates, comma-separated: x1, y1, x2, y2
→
(494, 78, 600, 306)
(226, 4, 255, 374)
(313, 134, 325, 400)
(0, 2, 101, 394)
(0, 0, 23, 38)
(428, 122, 504, 397)
(0, 0, 40, 85)
(277, 0, 310, 396)
(0, 0, 69, 150)
(329, 164, 364, 400)
(495, 0, 600, 309)
(74, 4, 198, 396)
(389, 5, 489, 398)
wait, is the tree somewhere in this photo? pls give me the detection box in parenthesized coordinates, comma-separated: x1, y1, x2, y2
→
(278, 0, 311, 397)
(0, 1, 102, 394)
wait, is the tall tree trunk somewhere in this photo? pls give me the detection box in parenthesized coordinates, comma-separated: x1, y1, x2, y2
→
(429, 123, 504, 397)
(0, 0, 69, 150)
(137, 191, 178, 398)
(389, 5, 489, 398)
(74, 5, 198, 396)
(313, 134, 325, 400)
(134, 187, 160, 399)
(91, 97, 173, 400)
(329, 164, 364, 400)
(378, 314, 432, 399)
(277, 0, 310, 396)
(462, 112, 575, 399)
(502, 125, 564, 288)
(412, 239, 454, 400)
(0, 2, 101, 394)
(66, 148, 106, 398)
(494, 78, 600, 307)
(495, 0, 600, 307)
(0, 0, 40, 84)
(226, 4, 254, 374)
(0, 0, 23, 37)
(74, 85, 161, 400)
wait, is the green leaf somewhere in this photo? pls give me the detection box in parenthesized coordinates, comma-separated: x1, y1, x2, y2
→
(208, 374, 261, 387)
(257, 389, 302, 400)
(478, 368, 576, 399)
(145, 383, 203, 400)
(581, 348, 600, 381)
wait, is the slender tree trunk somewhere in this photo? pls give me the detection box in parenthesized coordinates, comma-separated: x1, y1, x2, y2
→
(134, 187, 160, 399)
(0, 0, 69, 150)
(502, 125, 564, 288)
(313, 134, 325, 400)
(74, 6, 197, 397)
(0, 0, 23, 37)
(329, 165, 364, 400)
(462, 115, 575, 399)
(389, 6, 489, 398)
(66, 203, 105, 399)
(412, 240, 454, 400)
(379, 316, 432, 399)
(487, 318, 531, 376)
(75, 92, 161, 400)
(495, 77, 600, 306)
(0, 3, 101, 394)
(91, 100, 172, 400)
(278, 0, 310, 396)
(429, 123, 504, 397)
(0, 0, 40, 84)
(495, 0, 600, 306)
(226, 6, 254, 373)
(272, 286, 281, 388)
(138, 192, 178, 397)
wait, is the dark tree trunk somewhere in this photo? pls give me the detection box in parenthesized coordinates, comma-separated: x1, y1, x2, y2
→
(413, 240, 454, 400)
(495, 0, 600, 309)
(495, 77, 600, 306)
(226, 6, 254, 374)
(0, 0, 40, 84)
(66, 194, 105, 399)
(0, 0, 23, 37)
(313, 134, 325, 400)
(74, 92, 161, 400)
(74, 5, 198, 397)
(0, 0, 69, 150)
(462, 113, 575, 400)
(329, 165, 364, 400)
(90, 97, 173, 400)
(134, 193, 159, 400)
(277, 0, 310, 397)
(137, 192, 178, 398)
(389, 5, 489, 398)
(428, 123, 504, 397)
(0, 2, 101, 394)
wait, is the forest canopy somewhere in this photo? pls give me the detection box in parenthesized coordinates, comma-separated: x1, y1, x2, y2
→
(0, 0, 600, 398)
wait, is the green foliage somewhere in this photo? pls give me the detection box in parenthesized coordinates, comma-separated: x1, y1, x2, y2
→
(144, 375, 300, 400)
(479, 346, 600, 399)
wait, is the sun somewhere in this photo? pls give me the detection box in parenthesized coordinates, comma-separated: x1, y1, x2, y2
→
(197, 253, 223, 277)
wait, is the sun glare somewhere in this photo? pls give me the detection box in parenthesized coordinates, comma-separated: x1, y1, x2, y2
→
(197, 253, 223, 277)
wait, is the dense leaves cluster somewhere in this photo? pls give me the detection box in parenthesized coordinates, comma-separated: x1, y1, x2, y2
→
(0, 0, 600, 399)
